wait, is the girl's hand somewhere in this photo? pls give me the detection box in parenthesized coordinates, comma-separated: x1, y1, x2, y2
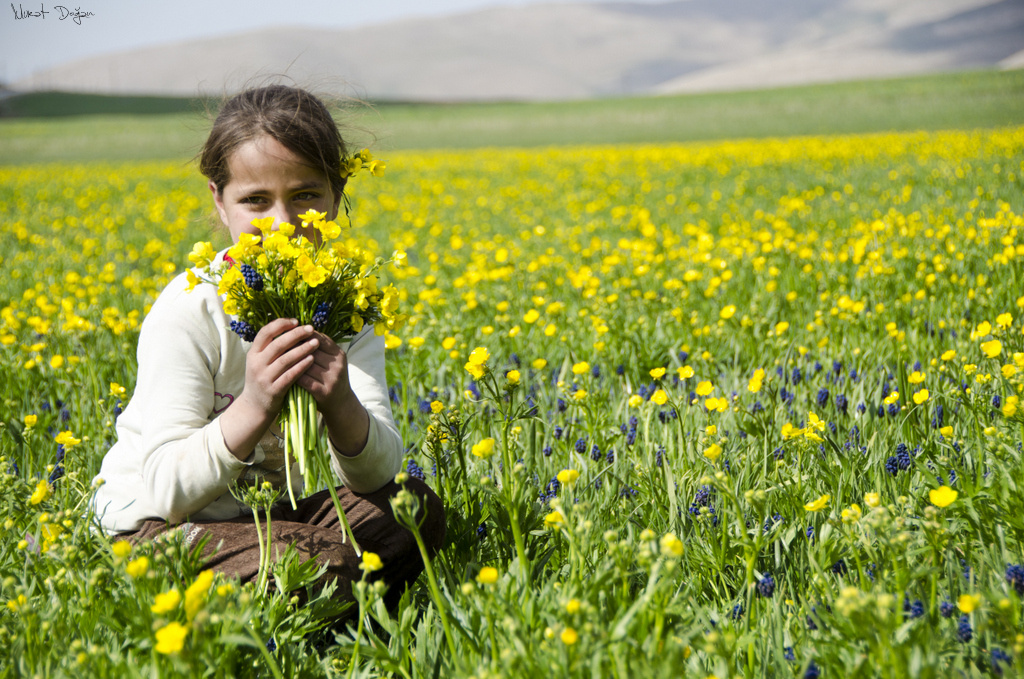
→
(297, 332, 369, 456)
(242, 318, 320, 415)
(221, 318, 320, 460)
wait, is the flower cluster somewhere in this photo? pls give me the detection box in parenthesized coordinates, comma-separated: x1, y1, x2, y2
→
(187, 210, 405, 340)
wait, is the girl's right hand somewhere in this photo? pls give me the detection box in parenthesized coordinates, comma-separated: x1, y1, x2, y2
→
(220, 319, 319, 460)
(241, 318, 320, 416)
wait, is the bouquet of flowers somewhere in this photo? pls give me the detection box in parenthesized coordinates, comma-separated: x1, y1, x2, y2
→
(186, 190, 405, 552)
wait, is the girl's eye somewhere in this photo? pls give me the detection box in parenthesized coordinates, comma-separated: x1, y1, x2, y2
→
(240, 196, 266, 206)
(295, 192, 318, 201)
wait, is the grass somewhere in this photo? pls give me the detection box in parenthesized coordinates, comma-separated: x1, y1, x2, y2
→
(0, 69, 1022, 164)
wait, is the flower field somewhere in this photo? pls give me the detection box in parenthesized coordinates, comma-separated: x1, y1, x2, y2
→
(2, 126, 1024, 677)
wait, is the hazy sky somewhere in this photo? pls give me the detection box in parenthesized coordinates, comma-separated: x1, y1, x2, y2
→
(1, 0, 663, 85)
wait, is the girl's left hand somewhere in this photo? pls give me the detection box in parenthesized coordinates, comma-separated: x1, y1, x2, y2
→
(296, 332, 351, 406)
(297, 333, 369, 456)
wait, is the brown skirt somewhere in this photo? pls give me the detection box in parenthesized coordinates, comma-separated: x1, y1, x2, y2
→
(125, 478, 445, 610)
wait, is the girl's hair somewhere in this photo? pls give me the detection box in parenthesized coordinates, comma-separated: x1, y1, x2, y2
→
(200, 85, 348, 198)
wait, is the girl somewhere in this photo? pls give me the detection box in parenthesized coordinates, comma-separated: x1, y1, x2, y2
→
(92, 84, 444, 608)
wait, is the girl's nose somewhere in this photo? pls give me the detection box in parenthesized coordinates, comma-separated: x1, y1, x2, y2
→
(268, 204, 295, 230)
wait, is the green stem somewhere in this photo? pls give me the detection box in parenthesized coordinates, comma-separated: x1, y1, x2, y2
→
(411, 519, 458, 660)
(248, 626, 284, 679)
(252, 507, 268, 597)
(326, 479, 361, 555)
(284, 431, 298, 510)
(347, 590, 366, 679)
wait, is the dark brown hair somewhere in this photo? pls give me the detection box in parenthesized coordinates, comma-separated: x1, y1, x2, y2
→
(200, 85, 348, 198)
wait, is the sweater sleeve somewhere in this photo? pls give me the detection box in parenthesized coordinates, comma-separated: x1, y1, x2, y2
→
(327, 327, 404, 493)
(129, 288, 250, 523)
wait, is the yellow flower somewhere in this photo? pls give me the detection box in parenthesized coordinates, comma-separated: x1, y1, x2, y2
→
(506, 369, 521, 385)
(385, 333, 402, 349)
(804, 494, 830, 512)
(184, 570, 214, 621)
(650, 367, 667, 380)
(544, 511, 565, 529)
(23, 414, 37, 428)
(997, 312, 1013, 328)
(659, 532, 684, 557)
(650, 389, 668, 405)
(1003, 396, 1019, 417)
(774, 321, 790, 334)
(250, 216, 275, 235)
(705, 397, 728, 413)
(476, 566, 499, 585)
(929, 485, 958, 508)
(841, 504, 862, 524)
(908, 371, 925, 384)
(109, 382, 127, 398)
(572, 361, 590, 375)
(557, 469, 580, 486)
(318, 220, 342, 241)
(29, 479, 51, 505)
(719, 305, 736, 320)
(532, 358, 547, 370)
(958, 593, 981, 613)
(695, 381, 714, 396)
(941, 349, 956, 361)
(465, 346, 490, 378)
(430, 400, 444, 413)
(126, 556, 150, 578)
(864, 492, 881, 508)
(628, 394, 643, 408)
(939, 426, 953, 437)
(703, 443, 722, 462)
(154, 622, 189, 655)
(523, 309, 540, 324)
(49, 355, 64, 369)
(561, 627, 579, 645)
(216, 265, 242, 297)
(565, 598, 581, 614)
(151, 588, 181, 614)
(572, 388, 588, 401)
(299, 208, 326, 225)
(359, 551, 383, 572)
(748, 368, 765, 393)
(464, 361, 486, 379)
(225, 232, 261, 260)
(54, 430, 81, 447)
(913, 389, 929, 405)
(677, 365, 694, 379)
(6, 594, 28, 613)
(187, 241, 216, 268)
(471, 438, 496, 459)
(111, 540, 132, 559)
(981, 339, 1003, 358)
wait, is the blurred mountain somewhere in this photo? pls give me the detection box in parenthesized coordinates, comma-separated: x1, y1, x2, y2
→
(14, 0, 1024, 101)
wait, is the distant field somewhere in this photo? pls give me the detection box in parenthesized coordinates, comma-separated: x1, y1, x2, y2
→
(0, 69, 1022, 163)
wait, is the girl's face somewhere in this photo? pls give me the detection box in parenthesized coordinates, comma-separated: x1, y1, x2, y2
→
(211, 134, 341, 244)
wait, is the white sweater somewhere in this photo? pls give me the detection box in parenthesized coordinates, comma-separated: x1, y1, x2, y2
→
(92, 260, 404, 533)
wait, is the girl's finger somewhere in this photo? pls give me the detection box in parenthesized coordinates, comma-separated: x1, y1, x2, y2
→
(251, 318, 299, 351)
(263, 325, 316, 361)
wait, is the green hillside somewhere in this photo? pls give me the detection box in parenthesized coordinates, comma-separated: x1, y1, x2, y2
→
(0, 69, 1021, 164)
